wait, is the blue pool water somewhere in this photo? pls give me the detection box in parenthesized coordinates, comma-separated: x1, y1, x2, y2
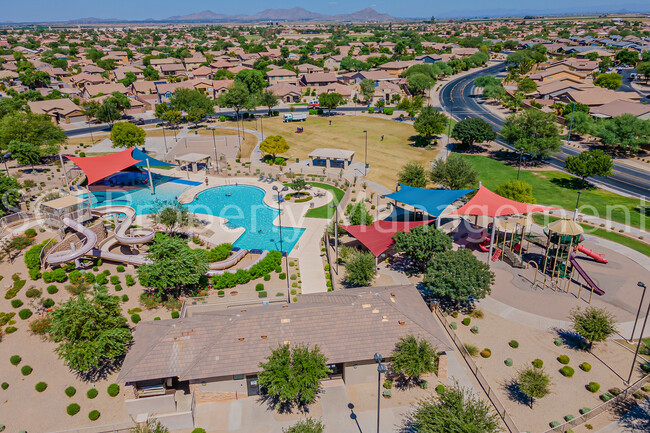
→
(84, 179, 305, 252)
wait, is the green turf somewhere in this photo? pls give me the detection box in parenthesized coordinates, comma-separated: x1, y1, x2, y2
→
(532, 214, 650, 257)
(304, 182, 345, 219)
(458, 154, 650, 230)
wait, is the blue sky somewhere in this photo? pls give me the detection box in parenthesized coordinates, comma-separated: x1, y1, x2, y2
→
(3, 1, 649, 22)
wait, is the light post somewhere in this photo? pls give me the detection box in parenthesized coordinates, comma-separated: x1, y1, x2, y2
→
(573, 190, 582, 221)
(627, 281, 649, 385)
(374, 353, 387, 433)
(567, 101, 576, 143)
(260, 114, 264, 139)
(516, 149, 524, 180)
(211, 128, 219, 174)
(330, 204, 339, 274)
(88, 121, 95, 145)
(446, 104, 453, 157)
(630, 282, 648, 343)
(161, 123, 169, 154)
(363, 130, 368, 176)
(273, 185, 291, 301)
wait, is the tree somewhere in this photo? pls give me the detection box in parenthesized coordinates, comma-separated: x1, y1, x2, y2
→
(119, 71, 137, 87)
(149, 200, 193, 233)
(407, 73, 435, 94)
(0, 171, 20, 217)
(517, 366, 551, 408)
(482, 83, 507, 100)
(289, 177, 306, 193)
(414, 106, 447, 144)
(397, 96, 424, 119)
(318, 92, 344, 115)
(137, 234, 209, 296)
(570, 306, 617, 348)
(359, 78, 375, 103)
(169, 88, 214, 116)
(594, 114, 650, 153)
(235, 69, 267, 94)
(259, 135, 289, 160)
(451, 118, 496, 148)
(186, 108, 207, 126)
(636, 62, 650, 83)
(422, 249, 494, 307)
(594, 72, 622, 90)
(161, 109, 183, 129)
(217, 84, 251, 121)
(517, 77, 537, 93)
(110, 122, 145, 149)
(598, 56, 612, 72)
(48, 287, 132, 372)
(494, 180, 536, 203)
(397, 161, 428, 188)
(346, 202, 373, 226)
(568, 111, 595, 136)
(283, 418, 324, 433)
(344, 251, 377, 287)
(393, 225, 451, 270)
(0, 112, 66, 155)
(501, 109, 562, 159)
(615, 49, 639, 66)
(8, 141, 40, 167)
(407, 383, 500, 433)
(143, 65, 160, 81)
(391, 335, 438, 381)
(258, 344, 330, 410)
(564, 149, 613, 185)
(429, 154, 479, 190)
(474, 75, 501, 88)
(18, 70, 51, 89)
(259, 89, 279, 115)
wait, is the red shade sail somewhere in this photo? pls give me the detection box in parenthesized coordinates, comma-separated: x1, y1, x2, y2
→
(341, 220, 434, 257)
(451, 185, 556, 218)
(66, 147, 141, 185)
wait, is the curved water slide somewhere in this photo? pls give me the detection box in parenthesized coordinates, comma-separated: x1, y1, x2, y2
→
(45, 218, 98, 266)
(91, 205, 155, 245)
(206, 250, 267, 276)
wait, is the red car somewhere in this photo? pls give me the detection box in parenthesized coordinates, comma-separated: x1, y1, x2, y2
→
(308, 102, 320, 109)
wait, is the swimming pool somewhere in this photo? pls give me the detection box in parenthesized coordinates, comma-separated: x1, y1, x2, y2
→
(84, 179, 305, 253)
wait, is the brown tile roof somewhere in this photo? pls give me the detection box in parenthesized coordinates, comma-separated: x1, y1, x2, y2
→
(117, 285, 451, 384)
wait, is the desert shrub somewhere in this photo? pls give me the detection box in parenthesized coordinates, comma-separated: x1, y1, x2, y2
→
(65, 386, 76, 397)
(509, 340, 519, 348)
(633, 391, 644, 399)
(110, 276, 119, 285)
(558, 355, 570, 365)
(95, 273, 107, 285)
(5, 327, 17, 334)
(565, 415, 575, 421)
(435, 384, 445, 394)
(114, 284, 122, 291)
(533, 359, 544, 368)
(87, 388, 98, 399)
(550, 421, 560, 428)
(116, 265, 125, 272)
(171, 311, 180, 319)
(554, 338, 563, 346)
(609, 387, 622, 396)
(587, 382, 600, 393)
(25, 228, 36, 237)
(11, 299, 23, 308)
(420, 380, 428, 389)
(264, 274, 271, 281)
(130, 314, 141, 324)
(10, 355, 21, 365)
(52, 268, 67, 283)
(206, 243, 233, 262)
(1, 382, 8, 390)
(67, 403, 80, 416)
(279, 273, 286, 280)
(464, 344, 478, 356)
(192, 429, 206, 433)
(25, 288, 41, 298)
(560, 366, 575, 377)
(383, 379, 392, 389)
(469, 308, 484, 319)
(41, 298, 54, 308)
(470, 326, 479, 334)
(451, 312, 459, 318)
(84, 273, 96, 283)
(121, 294, 129, 302)
(35, 382, 47, 392)
(450, 321, 457, 330)
(505, 358, 513, 367)
(88, 410, 100, 421)
(29, 268, 41, 280)
(46, 285, 58, 294)
(580, 407, 591, 415)
(258, 291, 268, 298)
(462, 318, 471, 326)
(29, 316, 52, 335)
(21, 365, 33, 376)
(383, 389, 391, 397)
(580, 362, 592, 372)
(383, 108, 394, 115)
(256, 283, 265, 291)
(18, 308, 32, 320)
(139, 292, 161, 309)
(600, 393, 613, 402)
(125, 274, 135, 286)
(107, 383, 119, 397)
(480, 348, 491, 358)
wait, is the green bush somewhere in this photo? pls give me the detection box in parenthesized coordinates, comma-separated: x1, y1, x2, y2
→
(116, 265, 125, 272)
(114, 284, 122, 291)
(258, 291, 268, 298)
(560, 366, 575, 377)
(65, 386, 76, 397)
(263, 274, 271, 281)
(131, 314, 141, 324)
(290, 274, 297, 280)
(383, 108, 394, 115)
(509, 340, 519, 348)
(587, 382, 600, 393)
(580, 407, 591, 415)
(470, 325, 479, 334)
(558, 355, 570, 365)
(462, 317, 471, 326)
(609, 387, 622, 396)
(18, 309, 32, 320)
(420, 380, 428, 389)
(279, 273, 286, 280)
(580, 362, 592, 372)
(383, 379, 392, 389)
(5, 327, 17, 334)
(121, 294, 129, 302)
(255, 283, 264, 291)
(480, 348, 491, 358)
(600, 392, 613, 402)
(217, 290, 225, 296)
(533, 359, 543, 368)
(564, 415, 575, 422)
(554, 338, 563, 346)
(67, 403, 80, 416)
(11, 299, 23, 308)
(505, 358, 513, 367)
(192, 429, 206, 433)
(206, 243, 233, 262)
(450, 321, 457, 330)
(25, 288, 41, 298)
(10, 355, 21, 365)
(41, 298, 55, 308)
(84, 273, 96, 284)
(52, 268, 67, 283)
(171, 311, 180, 319)
(368, 107, 375, 114)
(125, 274, 135, 286)
(550, 421, 560, 428)
(88, 410, 100, 421)
(1, 382, 8, 390)
(35, 382, 47, 392)
(21, 365, 33, 376)
(46, 285, 58, 294)
(87, 388, 98, 399)
(110, 276, 119, 285)
(154, 317, 161, 320)
(107, 383, 120, 397)
(383, 389, 391, 397)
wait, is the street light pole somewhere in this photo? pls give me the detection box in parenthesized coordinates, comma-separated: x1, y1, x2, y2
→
(161, 124, 168, 153)
(630, 282, 648, 343)
(211, 128, 219, 173)
(363, 130, 368, 176)
(567, 101, 576, 143)
(330, 204, 339, 274)
(273, 185, 290, 301)
(517, 149, 524, 180)
(627, 284, 650, 384)
(374, 353, 387, 433)
(573, 190, 582, 221)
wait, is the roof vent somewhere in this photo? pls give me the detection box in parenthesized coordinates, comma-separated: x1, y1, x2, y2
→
(281, 318, 291, 324)
(362, 304, 371, 309)
(261, 335, 267, 340)
(240, 309, 247, 312)
(238, 337, 245, 342)
(398, 320, 406, 326)
(282, 304, 289, 308)
(372, 308, 379, 314)
(382, 316, 389, 322)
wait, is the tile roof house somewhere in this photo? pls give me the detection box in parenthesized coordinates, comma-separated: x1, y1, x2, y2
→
(268, 83, 302, 103)
(266, 68, 298, 86)
(563, 88, 641, 107)
(300, 72, 338, 87)
(82, 82, 129, 98)
(27, 98, 86, 124)
(590, 99, 650, 119)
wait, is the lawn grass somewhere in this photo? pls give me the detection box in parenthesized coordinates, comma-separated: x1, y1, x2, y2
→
(304, 182, 345, 219)
(531, 214, 650, 257)
(256, 115, 436, 188)
(458, 154, 650, 230)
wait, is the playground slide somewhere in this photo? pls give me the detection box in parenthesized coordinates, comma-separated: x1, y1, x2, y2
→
(89, 249, 151, 266)
(45, 218, 98, 266)
(208, 248, 248, 271)
(91, 205, 155, 245)
(569, 253, 605, 296)
(576, 245, 608, 264)
(206, 250, 268, 276)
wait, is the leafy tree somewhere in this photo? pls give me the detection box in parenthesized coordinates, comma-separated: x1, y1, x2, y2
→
(451, 118, 496, 148)
(48, 288, 132, 372)
(567, 111, 595, 136)
(391, 335, 438, 381)
(110, 122, 145, 149)
(564, 149, 613, 185)
(259, 135, 289, 160)
(346, 202, 373, 226)
(8, 141, 40, 167)
(414, 106, 447, 144)
(259, 89, 279, 115)
(318, 92, 344, 115)
(594, 72, 622, 90)
(393, 225, 451, 270)
(615, 49, 639, 66)
(407, 73, 435, 94)
(186, 108, 207, 126)
(517, 366, 551, 408)
(422, 249, 494, 307)
(396, 95, 424, 119)
(407, 383, 500, 433)
(119, 71, 137, 87)
(344, 251, 377, 287)
(289, 177, 306, 193)
(160, 109, 183, 129)
(598, 57, 612, 73)
(359, 78, 375, 103)
(570, 306, 617, 348)
(143, 65, 160, 81)
(429, 154, 479, 190)
(501, 109, 562, 159)
(594, 114, 650, 153)
(482, 83, 506, 100)
(636, 61, 650, 83)
(0, 171, 20, 217)
(217, 84, 251, 120)
(0, 97, 29, 120)
(397, 161, 428, 188)
(149, 200, 193, 233)
(169, 88, 214, 115)
(0, 112, 66, 155)
(283, 418, 324, 433)
(137, 234, 209, 296)
(258, 344, 330, 409)
(474, 75, 501, 88)
(494, 180, 536, 203)
(517, 77, 537, 93)
(235, 69, 267, 94)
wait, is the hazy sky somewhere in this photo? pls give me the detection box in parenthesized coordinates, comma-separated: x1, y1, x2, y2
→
(3, 0, 649, 22)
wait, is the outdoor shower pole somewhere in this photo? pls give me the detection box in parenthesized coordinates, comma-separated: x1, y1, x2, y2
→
(627, 292, 650, 385)
(630, 282, 648, 343)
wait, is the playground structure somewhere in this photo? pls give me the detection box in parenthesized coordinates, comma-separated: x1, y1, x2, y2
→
(485, 215, 535, 268)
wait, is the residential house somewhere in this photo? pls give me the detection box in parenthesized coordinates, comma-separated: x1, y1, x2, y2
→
(349, 70, 397, 85)
(184, 54, 207, 71)
(450, 47, 479, 57)
(130, 80, 159, 96)
(268, 83, 302, 103)
(82, 82, 129, 99)
(296, 63, 324, 75)
(300, 72, 338, 87)
(528, 66, 589, 83)
(27, 98, 86, 124)
(324, 55, 343, 71)
(563, 88, 641, 107)
(590, 99, 650, 120)
(69, 73, 107, 88)
(266, 68, 298, 86)
(160, 63, 187, 78)
(378, 60, 420, 77)
(113, 66, 144, 81)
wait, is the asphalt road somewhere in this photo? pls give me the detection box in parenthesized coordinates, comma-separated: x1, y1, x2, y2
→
(438, 62, 650, 200)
